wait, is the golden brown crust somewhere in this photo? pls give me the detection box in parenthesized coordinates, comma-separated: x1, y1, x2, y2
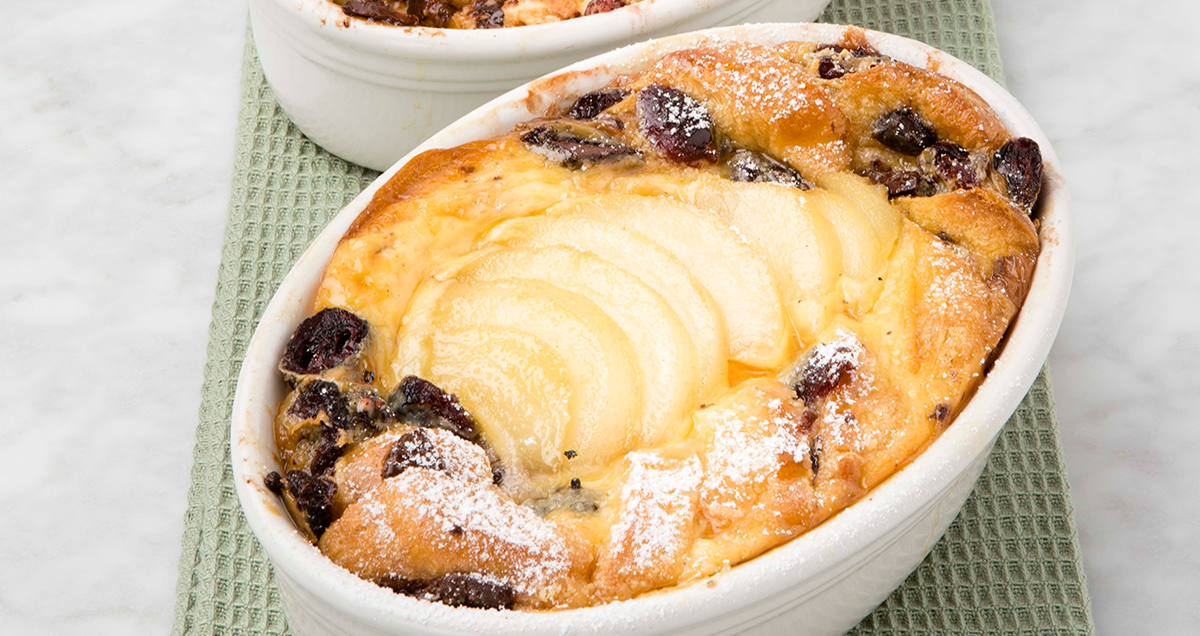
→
(592, 453, 702, 600)
(836, 61, 1011, 155)
(622, 43, 853, 176)
(342, 140, 498, 241)
(895, 188, 1039, 306)
(330, 427, 494, 514)
(319, 468, 593, 608)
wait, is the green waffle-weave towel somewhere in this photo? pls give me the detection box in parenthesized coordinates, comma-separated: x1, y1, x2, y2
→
(171, 1, 1095, 634)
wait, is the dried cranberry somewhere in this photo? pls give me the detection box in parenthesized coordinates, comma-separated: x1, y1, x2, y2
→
(818, 44, 884, 79)
(521, 125, 639, 168)
(287, 380, 351, 429)
(993, 137, 1043, 209)
(377, 573, 427, 595)
(861, 165, 935, 198)
(636, 84, 719, 164)
(567, 88, 630, 120)
(381, 428, 447, 479)
(584, 0, 626, 15)
(342, 0, 419, 26)
(425, 1, 454, 26)
(793, 341, 859, 406)
(379, 573, 516, 610)
(928, 142, 979, 189)
(466, 0, 504, 28)
(285, 470, 337, 538)
(389, 376, 479, 441)
(281, 308, 368, 376)
(819, 42, 880, 57)
(818, 56, 847, 79)
(428, 574, 516, 609)
(309, 432, 344, 476)
(264, 471, 284, 495)
(727, 150, 811, 189)
(406, 0, 453, 26)
(871, 108, 937, 156)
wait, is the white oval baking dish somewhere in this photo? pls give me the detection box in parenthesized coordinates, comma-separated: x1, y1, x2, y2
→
(232, 22, 1073, 636)
(248, 0, 832, 171)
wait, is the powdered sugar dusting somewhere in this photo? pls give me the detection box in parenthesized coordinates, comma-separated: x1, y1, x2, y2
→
(679, 44, 821, 126)
(821, 409, 859, 451)
(607, 453, 702, 570)
(699, 382, 809, 523)
(361, 470, 574, 594)
(812, 329, 865, 376)
(655, 93, 711, 138)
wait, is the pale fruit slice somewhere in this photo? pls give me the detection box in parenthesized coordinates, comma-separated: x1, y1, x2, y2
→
(811, 189, 881, 282)
(389, 248, 504, 384)
(555, 194, 792, 370)
(486, 215, 728, 398)
(815, 173, 906, 315)
(390, 278, 454, 387)
(435, 278, 643, 470)
(458, 246, 698, 445)
(809, 188, 883, 315)
(817, 172, 904, 257)
(681, 176, 844, 342)
(426, 328, 573, 471)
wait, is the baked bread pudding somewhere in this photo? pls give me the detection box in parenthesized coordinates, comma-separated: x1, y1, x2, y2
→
(333, 0, 642, 28)
(265, 29, 1044, 611)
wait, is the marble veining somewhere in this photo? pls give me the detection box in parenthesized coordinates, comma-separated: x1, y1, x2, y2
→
(995, 2, 1200, 634)
(0, 0, 1195, 634)
(0, 1, 244, 634)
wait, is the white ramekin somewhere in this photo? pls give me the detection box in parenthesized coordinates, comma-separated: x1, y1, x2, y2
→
(232, 23, 1073, 636)
(248, 0, 832, 171)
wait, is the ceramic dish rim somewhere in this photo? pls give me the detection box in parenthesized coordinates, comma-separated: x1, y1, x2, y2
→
(256, 0, 779, 61)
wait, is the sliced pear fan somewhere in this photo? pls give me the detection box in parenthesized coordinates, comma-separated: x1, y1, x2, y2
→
(428, 328, 573, 470)
(816, 173, 903, 259)
(679, 176, 844, 341)
(433, 279, 643, 470)
(814, 173, 907, 315)
(486, 215, 728, 397)
(554, 194, 792, 371)
(457, 245, 699, 446)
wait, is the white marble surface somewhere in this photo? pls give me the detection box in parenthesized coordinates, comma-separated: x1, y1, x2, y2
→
(0, 0, 1196, 634)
